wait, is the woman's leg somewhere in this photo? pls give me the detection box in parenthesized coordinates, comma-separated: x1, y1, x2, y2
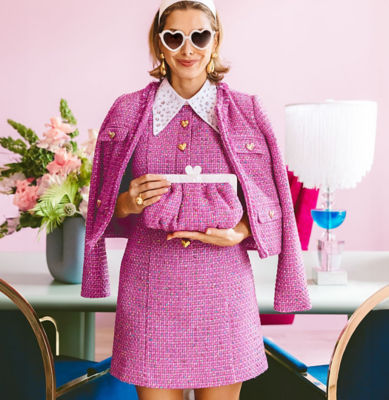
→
(194, 382, 243, 400)
(135, 385, 184, 400)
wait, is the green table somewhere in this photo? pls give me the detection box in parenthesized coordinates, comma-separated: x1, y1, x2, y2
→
(1, 249, 388, 360)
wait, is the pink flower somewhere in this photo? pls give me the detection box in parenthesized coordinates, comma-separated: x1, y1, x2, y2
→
(0, 172, 26, 194)
(79, 185, 90, 220)
(46, 148, 81, 176)
(45, 116, 76, 134)
(13, 178, 39, 212)
(36, 173, 67, 196)
(36, 116, 76, 151)
(81, 129, 97, 157)
(6, 216, 20, 235)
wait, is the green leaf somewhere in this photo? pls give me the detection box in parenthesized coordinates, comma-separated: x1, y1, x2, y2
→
(0, 163, 25, 177)
(0, 137, 27, 155)
(37, 176, 78, 205)
(19, 212, 42, 229)
(69, 128, 79, 139)
(69, 140, 78, 152)
(60, 98, 77, 126)
(78, 158, 92, 186)
(20, 145, 55, 178)
(6, 119, 39, 144)
(29, 176, 80, 234)
(32, 201, 65, 234)
(0, 220, 9, 239)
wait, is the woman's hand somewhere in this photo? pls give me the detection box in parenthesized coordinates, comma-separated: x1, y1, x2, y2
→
(166, 211, 252, 247)
(114, 174, 171, 218)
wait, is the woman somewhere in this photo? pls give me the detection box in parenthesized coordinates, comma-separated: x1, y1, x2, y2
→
(81, 1, 312, 399)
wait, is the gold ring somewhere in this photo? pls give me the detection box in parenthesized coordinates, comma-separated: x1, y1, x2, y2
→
(181, 239, 191, 248)
(135, 194, 143, 205)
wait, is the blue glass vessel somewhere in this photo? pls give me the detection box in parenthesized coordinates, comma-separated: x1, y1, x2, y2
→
(311, 209, 347, 230)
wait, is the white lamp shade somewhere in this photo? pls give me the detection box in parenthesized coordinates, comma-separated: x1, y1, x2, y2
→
(285, 100, 378, 190)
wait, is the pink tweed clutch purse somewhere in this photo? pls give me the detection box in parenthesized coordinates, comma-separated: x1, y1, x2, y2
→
(142, 165, 244, 233)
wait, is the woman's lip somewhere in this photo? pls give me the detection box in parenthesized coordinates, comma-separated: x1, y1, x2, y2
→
(178, 60, 198, 67)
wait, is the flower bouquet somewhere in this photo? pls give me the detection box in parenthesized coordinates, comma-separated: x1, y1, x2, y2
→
(0, 99, 97, 241)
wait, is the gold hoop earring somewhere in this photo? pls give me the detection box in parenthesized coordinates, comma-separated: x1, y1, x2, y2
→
(206, 52, 217, 74)
(159, 53, 167, 76)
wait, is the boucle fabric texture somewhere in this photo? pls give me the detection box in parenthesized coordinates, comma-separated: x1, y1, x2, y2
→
(142, 181, 244, 232)
(108, 103, 267, 388)
(81, 79, 311, 309)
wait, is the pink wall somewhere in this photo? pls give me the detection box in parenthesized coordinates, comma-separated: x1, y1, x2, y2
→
(0, 0, 388, 252)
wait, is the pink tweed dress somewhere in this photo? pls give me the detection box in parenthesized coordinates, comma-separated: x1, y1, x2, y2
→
(108, 101, 268, 388)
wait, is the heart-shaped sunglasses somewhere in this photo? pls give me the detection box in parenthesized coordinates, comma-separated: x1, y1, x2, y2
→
(159, 29, 216, 52)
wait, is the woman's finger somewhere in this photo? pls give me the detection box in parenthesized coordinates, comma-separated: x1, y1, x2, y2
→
(140, 186, 170, 201)
(167, 230, 218, 244)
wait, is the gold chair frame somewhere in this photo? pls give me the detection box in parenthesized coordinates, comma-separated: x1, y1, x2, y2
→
(263, 284, 389, 399)
(0, 278, 110, 399)
(327, 284, 389, 399)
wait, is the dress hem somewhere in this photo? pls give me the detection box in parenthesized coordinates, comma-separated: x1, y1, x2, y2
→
(109, 362, 269, 390)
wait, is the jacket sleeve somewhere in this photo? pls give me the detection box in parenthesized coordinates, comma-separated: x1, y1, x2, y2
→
(80, 94, 127, 298)
(251, 95, 312, 313)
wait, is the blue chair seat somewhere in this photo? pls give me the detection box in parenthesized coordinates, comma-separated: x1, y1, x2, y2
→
(59, 368, 138, 400)
(263, 336, 308, 373)
(307, 365, 329, 386)
(54, 355, 112, 387)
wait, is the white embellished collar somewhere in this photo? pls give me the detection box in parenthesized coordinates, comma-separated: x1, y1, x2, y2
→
(153, 78, 219, 136)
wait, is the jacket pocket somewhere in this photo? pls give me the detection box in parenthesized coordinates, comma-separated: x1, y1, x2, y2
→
(97, 126, 129, 173)
(98, 126, 129, 141)
(256, 202, 282, 256)
(232, 136, 272, 171)
(257, 203, 282, 222)
(232, 136, 266, 154)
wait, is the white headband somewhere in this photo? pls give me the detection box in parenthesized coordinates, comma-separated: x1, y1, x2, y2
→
(158, 0, 217, 24)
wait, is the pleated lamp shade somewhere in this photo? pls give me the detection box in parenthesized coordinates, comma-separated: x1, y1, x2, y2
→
(284, 100, 378, 190)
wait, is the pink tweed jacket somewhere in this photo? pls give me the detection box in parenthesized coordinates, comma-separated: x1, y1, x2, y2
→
(81, 80, 312, 313)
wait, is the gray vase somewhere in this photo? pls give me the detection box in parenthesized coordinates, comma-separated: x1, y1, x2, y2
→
(46, 215, 86, 283)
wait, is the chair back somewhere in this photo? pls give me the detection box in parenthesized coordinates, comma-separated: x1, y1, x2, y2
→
(0, 278, 56, 400)
(327, 284, 389, 400)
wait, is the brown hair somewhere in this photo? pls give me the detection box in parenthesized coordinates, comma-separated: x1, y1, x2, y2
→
(148, 1, 230, 83)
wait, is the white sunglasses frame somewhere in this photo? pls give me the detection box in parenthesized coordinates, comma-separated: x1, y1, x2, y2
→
(159, 29, 216, 52)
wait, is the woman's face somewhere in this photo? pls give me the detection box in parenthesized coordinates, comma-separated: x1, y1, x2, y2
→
(159, 9, 219, 83)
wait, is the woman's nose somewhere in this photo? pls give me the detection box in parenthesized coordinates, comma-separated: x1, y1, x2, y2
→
(181, 38, 194, 54)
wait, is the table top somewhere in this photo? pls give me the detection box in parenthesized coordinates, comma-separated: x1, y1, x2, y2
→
(1, 250, 388, 314)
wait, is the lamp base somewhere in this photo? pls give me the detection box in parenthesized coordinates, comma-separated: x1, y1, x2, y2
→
(312, 266, 348, 285)
(317, 237, 345, 271)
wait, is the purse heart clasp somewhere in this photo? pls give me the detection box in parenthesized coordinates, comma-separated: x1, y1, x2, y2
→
(185, 165, 202, 182)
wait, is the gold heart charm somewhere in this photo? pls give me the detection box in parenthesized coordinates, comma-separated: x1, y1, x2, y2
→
(181, 120, 189, 128)
(269, 210, 275, 219)
(96, 199, 102, 207)
(108, 131, 116, 139)
(181, 239, 191, 248)
(246, 142, 255, 151)
(178, 143, 187, 151)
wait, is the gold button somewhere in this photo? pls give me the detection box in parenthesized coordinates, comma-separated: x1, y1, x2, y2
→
(97, 199, 102, 207)
(181, 239, 191, 248)
(269, 210, 275, 219)
(181, 120, 189, 128)
(108, 131, 116, 139)
(246, 142, 255, 151)
(178, 143, 187, 151)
